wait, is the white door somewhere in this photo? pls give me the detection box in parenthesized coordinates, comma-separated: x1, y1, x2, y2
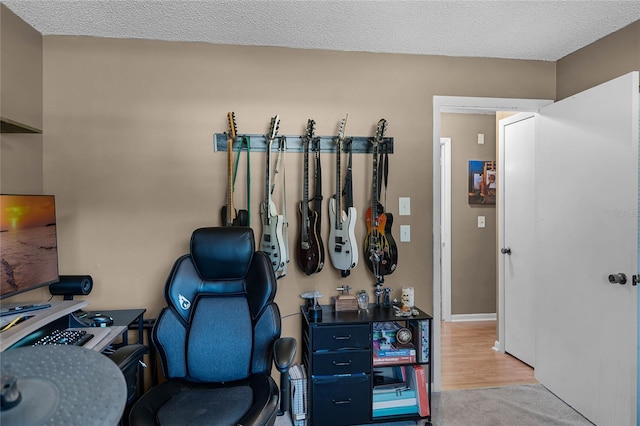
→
(499, 113, 537, 367)
(535, 72, 638, 425)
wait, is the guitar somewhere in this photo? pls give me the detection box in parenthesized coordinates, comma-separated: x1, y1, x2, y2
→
(260, 115, 287, 274)
(328, 116, 359, 272)
(296, 119, 323, 275)
(221, 112, 249, 227)
(364, 119, 398, 276)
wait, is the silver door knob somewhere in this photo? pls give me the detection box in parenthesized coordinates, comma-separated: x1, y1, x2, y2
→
(500, 247, 511, 255)
(608, 273, 627, 285)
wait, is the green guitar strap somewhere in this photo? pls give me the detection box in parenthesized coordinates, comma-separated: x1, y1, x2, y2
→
(232, 136, 251, 219)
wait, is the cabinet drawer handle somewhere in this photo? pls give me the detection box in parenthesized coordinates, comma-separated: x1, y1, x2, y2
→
(332, 335, 351, 340)
(332, 398, 352, 405)
(332, 360, 352, 366)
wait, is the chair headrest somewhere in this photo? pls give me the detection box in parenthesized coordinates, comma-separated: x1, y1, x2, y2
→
(190, 227, 255, 280)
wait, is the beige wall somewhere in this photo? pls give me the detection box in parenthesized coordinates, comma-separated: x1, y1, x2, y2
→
(12, 37, 554, 349)
(441, 113, 497, 315)
(557, 20, 640, 99)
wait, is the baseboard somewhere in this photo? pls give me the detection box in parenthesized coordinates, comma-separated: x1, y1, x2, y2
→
(450, 313, 497, 322)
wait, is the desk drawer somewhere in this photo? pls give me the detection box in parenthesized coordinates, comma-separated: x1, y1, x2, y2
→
(312, 324, 370, 351)
(313, 350, 370, 375)
(311, 374, 370, 426)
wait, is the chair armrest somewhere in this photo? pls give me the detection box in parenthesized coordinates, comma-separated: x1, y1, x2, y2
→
(273, 337, 296, 373)
(108, 344, 148, 370)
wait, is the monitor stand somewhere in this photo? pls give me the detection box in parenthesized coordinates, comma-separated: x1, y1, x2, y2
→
(0, 303, 51, 317)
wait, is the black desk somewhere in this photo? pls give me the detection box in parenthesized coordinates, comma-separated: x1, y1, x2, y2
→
(84, 308, 147, 396)
(84, 308, 146, 347)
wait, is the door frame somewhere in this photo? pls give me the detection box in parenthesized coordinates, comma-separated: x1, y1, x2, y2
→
(432, 96, 553, 392)
(440, 137, 452, 322)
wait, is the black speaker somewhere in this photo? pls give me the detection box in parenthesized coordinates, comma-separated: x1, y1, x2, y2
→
(49, 275, 93, 300)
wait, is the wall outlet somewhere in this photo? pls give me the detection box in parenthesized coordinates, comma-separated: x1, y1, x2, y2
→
(478, 216, 486, 228)
(400, 225, 411, 242)
(399, 197, 411, 216)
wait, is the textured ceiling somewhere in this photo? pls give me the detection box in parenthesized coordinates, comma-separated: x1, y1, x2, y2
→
(3, 0, 640, 61)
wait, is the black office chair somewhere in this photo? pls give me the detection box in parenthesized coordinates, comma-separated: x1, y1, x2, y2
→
(129, 227, 296, 426)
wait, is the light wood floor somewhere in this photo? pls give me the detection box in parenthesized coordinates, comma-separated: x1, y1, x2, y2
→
(441, 320, 538, 390)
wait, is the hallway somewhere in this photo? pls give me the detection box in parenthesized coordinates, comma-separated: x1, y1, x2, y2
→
(441, 320, 538, 390)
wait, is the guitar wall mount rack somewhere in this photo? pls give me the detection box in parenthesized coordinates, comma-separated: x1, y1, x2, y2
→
(213, 133, 394, 154)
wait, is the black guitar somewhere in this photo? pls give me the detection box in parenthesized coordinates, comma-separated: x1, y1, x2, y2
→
(296, 119, 324, 275)
(364, 119, 397, 276)
(220, 112, 248, 227)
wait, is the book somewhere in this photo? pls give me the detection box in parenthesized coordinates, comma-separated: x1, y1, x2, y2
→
(372, 405, 418, 418)
(407, 364, 430, 417)
(373, 342, 417, 365)
(376, 347, 416, 357)
(393, 365, 407, 382)
(372, 383, 409, 394)
(373, 321, 402, 345)
(373, 396, 417, 410)
(372, 354, 416, 366)
(408, 319, 430, 363)
(373, 388, 416, 403)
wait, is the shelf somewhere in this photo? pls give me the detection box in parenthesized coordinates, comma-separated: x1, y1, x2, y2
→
(213, 133, 393, 154)
(0, 116, 42, 134)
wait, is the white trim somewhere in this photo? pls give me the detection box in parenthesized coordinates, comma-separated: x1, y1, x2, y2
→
(432, 95, 553, 393)
(440, 137, 452, 322)
(451, 313, 497, 322)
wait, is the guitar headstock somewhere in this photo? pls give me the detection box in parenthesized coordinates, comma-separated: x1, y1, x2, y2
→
(373, 118, 387, 146)
(227, 112, 237, 140)
(337, 114, 348, 145)
(268, 115, 280, 141)
(304, 119, 316, 142)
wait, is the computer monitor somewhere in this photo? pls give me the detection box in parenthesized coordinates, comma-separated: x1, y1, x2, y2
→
(0, 194, 60, 299)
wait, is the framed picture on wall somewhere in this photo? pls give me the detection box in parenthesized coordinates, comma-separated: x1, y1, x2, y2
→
(468, 160, 496, 204)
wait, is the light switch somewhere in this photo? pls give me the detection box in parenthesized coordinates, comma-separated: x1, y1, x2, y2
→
(478, 133, 485, 144)
(399, 197, 411, 216)
(400, 225, 411, 242)
(478, 216, 486, 228)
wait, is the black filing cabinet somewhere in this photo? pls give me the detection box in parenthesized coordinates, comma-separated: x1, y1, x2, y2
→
(303, 314, 372, 425)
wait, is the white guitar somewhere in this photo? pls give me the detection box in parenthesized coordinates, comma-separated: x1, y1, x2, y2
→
(260, 115, 287, 274)
(328, 115, 358, 272)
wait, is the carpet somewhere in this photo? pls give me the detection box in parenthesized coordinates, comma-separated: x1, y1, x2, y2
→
(431, 384, 593, 426)
(275, 384, 593, 426)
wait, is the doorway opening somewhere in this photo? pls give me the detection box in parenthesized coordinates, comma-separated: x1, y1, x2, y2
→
(432, 96, 553, 392)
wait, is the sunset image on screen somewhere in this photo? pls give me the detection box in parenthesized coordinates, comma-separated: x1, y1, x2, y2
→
(1, 195, 56, 231)
(0, 195, 59, 297)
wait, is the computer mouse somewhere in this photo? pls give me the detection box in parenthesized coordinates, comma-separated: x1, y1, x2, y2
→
(89, 313, 113, 327)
